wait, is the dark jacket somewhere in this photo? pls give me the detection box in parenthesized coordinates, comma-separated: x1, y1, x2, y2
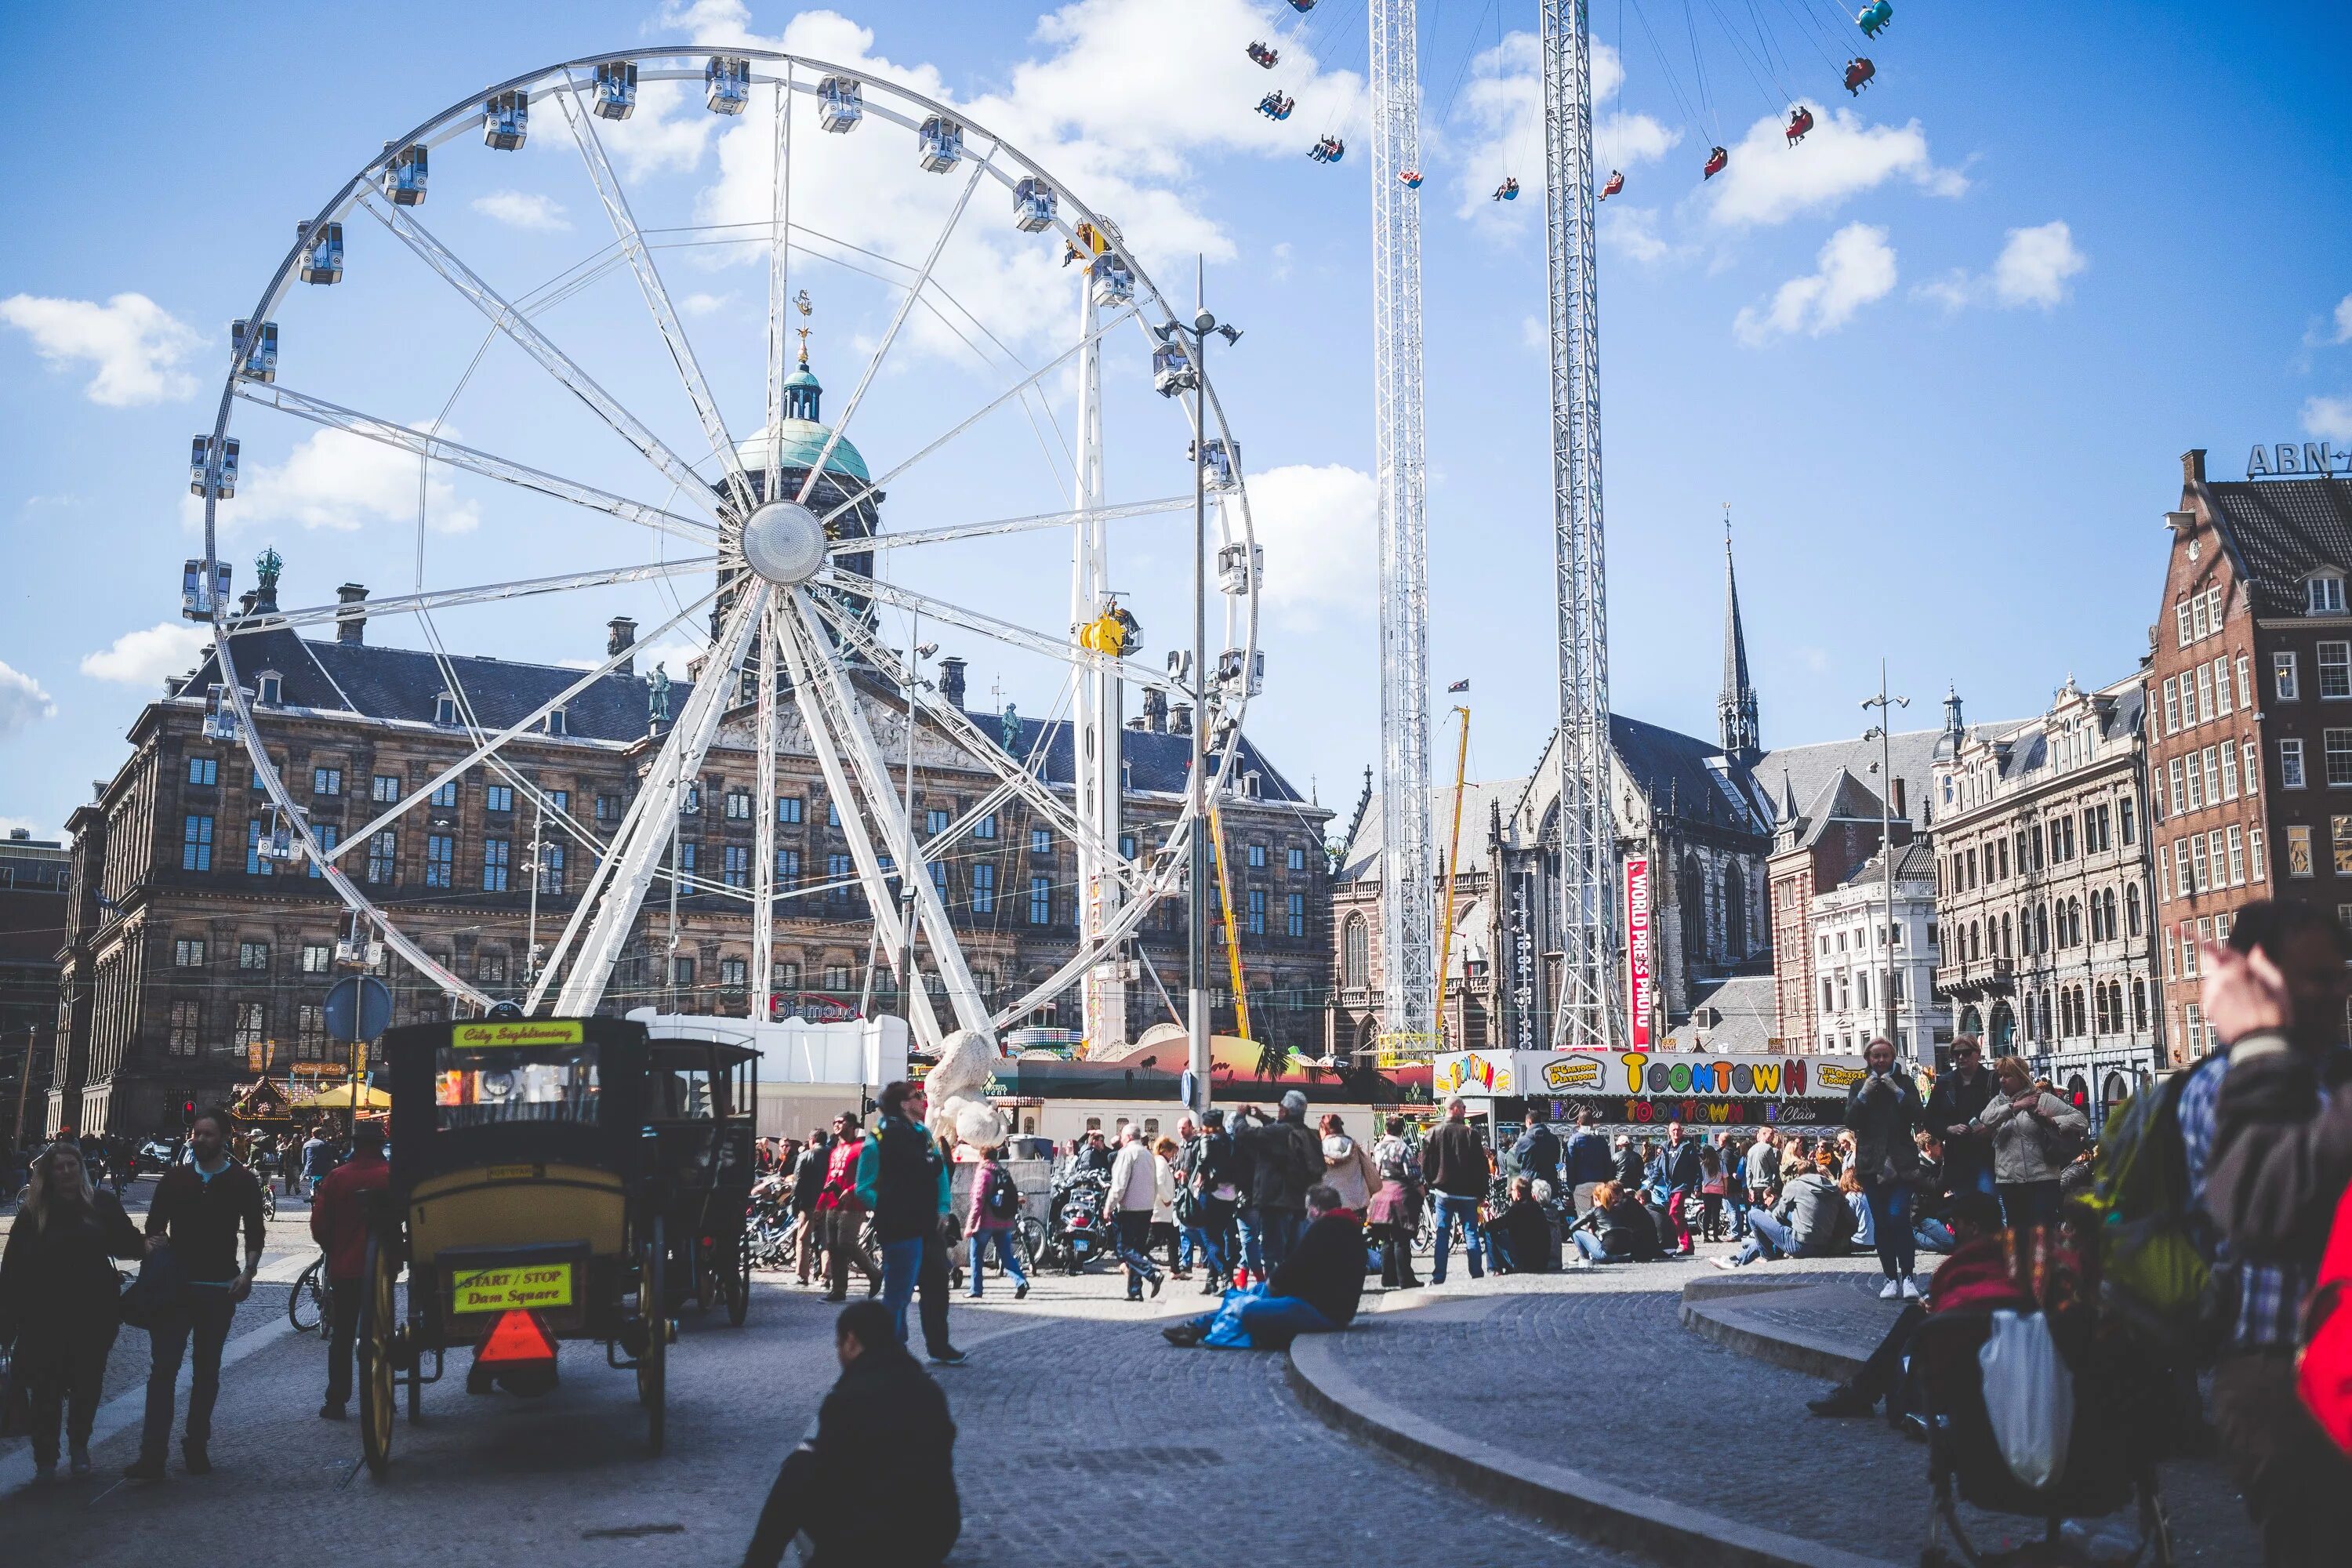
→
(1578, 1196, 1661, 1260)
(1234, 1114, 1320, 1213)
(1422, 1119, 1488, 1198)
(1649, 1137, 1703, 1192)
(2202, 1035, 2352, 1268)
(743, 1341, 960, 1568)
(1268, 1212, 1366, 1326)
(1179, 1130, 1240, 1198)
(862, 1115, 947, 1244)
(146, 1159, 266, 1283)
(1926, 1067, 1998, 1183)
(1564, 1131, 1616, 1185)
(1613, 1145, 1646, 1189)
(1494, 1198, 1557, 1272)
(0, 1189, 143, 1350)
(1843, 1070, 1925, 1182)
(1509, 1123, 1563, 1183)
(790, 1138, 830, 1215)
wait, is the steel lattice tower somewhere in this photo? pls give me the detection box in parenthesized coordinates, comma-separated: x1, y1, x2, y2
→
(1370, 0, 1436, 1051)
(1541, 0, 1624, 1048)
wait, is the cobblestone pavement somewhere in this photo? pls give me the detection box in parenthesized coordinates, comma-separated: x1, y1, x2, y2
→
(1321, 1268, 2263, 1565)
(4, 1260, 1639, 1566)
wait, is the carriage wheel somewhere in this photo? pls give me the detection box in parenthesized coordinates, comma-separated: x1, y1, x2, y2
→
(358, 1233, 396, 1475)
(724, 1229, 751, 1327)
(637, 1216, 667, 1455)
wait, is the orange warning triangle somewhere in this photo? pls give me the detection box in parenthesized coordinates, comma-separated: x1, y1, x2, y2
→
(477, 1309, 557, 1363)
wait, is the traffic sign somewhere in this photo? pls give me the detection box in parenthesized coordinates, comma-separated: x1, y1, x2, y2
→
(324, 975, 394, 1043)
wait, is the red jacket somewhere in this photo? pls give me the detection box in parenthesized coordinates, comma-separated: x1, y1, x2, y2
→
(816, 1135, 866, 1213)
(310, 1152, 390, 1282)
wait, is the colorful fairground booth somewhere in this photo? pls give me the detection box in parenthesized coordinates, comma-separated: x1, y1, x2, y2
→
(1430, 1048, 1867, 1140)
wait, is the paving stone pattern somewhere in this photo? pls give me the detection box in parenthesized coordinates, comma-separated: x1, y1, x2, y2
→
(1321, 1281, 2262, 1565)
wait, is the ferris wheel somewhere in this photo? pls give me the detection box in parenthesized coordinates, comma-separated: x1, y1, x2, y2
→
(187, 46, 1264, 1051)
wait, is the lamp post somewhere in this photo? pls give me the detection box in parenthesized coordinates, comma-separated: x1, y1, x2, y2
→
(1152, 274, 1242, 1117)
(1861, 662, 1911, 1056)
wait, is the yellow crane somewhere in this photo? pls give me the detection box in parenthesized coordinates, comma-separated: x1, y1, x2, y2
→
(1433, 704, 1470, 1048)
(1207, 803, 1251, 1042)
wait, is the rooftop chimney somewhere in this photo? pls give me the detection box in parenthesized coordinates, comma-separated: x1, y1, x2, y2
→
(938, 655, 967, 711)
(1171, 702, 1192, 737)
(607, 615, 637, 676)
(336, 583, 368, 644)
(1142, 688, 1169, 733)
(1889, 776, 1907, 822)
(2182, 448, 2206, 486)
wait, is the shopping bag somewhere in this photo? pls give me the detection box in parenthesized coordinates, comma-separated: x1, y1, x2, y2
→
(1978, 1308, 2074, 1490)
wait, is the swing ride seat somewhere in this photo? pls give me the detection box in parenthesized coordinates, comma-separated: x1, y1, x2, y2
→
(1703, 146, 1729, 179)
(1399, 169, 1423, 187)
(1857, 1, 1893, 39)
(1247, 42, 1278, 69)
(1600, 170, 1624, 198)
(1844, 57, 1875, 93)
(1493, 178, 1519, 201)
(1784, 107, 1814, 145)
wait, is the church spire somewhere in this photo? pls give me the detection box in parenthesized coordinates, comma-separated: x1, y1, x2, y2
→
(1719, 507, 1761, 763)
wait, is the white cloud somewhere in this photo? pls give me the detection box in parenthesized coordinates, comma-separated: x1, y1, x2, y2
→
(1920, 220, 2089, 312)
(665, 3, 1364, 363)
(0, 659, 56, 737)
(0, 292, 200, 405)
(470, 191, 571, 231)
(1734, 223, 1896, 345)
(79, 623, 210, 688)
(1520, 314, 1545, 350)
(1602, 205, 1679, 264)
(1246, 463, 1376, 619)
(680, 292, 735, 317)
(183, 425, 480, 535)
(2305, 395, 2352, 444)
(2331, 293, 2352, 346)
(1704, 110, 1963, 229)
(1450, 35, 1675, 228)
(0, 815, 46, 838)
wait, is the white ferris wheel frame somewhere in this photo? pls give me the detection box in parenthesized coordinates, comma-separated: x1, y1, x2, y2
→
(194, 46, 1262, 1048)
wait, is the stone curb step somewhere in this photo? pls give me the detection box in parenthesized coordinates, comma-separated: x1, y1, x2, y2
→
(1676, 1285, 1871, 1383)
(1287, 1327, 1902, 1568)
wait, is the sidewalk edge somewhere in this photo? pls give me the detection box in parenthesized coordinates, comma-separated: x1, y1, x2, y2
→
(1676, 1292, 1869, 1381)
(1287, 1331, 1900, 1568)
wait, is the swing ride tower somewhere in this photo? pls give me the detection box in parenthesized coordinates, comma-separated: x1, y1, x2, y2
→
(1540, 0, 1624, 1050)
(1368, 0, 1436, 1055)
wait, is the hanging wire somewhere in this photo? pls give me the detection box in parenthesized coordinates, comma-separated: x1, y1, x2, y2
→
(1625, 0, 1705, 144)
(1679, 0, 1719, 146)
(1701, 0, 1794, 111)
(1434, 0, 1501, 127)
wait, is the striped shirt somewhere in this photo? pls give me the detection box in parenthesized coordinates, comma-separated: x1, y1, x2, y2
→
(2176, 1050, 2325, 1350)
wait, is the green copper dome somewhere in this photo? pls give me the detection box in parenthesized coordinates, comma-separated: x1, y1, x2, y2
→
(739, 419, 870, 485)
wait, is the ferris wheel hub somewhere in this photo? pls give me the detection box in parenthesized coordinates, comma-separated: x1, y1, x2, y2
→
(741, 499, 828, 586)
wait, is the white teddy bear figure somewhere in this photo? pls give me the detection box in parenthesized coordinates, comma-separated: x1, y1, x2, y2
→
(924, 1027, 1005, 1151)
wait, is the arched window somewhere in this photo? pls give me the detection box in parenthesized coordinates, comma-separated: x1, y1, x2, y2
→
(1722, 863, 1747, 955)
(2132, 978, 2148, 1031)
(2125, 884, 2142, 937)
(1822, 978, 1835, 1011)
(1679, 855, 1705, 953)
(1341, 915, 1369, 989)
(1989, 999, 2016, 1049)
(2038, 990, 2054, 1039)
(1960, 1004, 1983, 1036)
(2001, 913, 2013, 959)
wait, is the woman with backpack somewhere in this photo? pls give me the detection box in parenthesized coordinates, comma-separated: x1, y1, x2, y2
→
(1366, 1116, 1425, 1289)
(1971, 1054, 2089, 1230)
(964, 1143, 1029, 1300)
(0, 1140, 145, 1480)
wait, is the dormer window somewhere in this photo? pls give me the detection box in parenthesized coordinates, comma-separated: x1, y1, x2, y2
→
(546, 706, 567, 737)
(2310, 575, 2346, 615)
(434, 693, 459, 725)
(256, 671, 282, 706)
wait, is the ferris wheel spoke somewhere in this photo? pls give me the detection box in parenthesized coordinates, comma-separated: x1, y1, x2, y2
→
(550, 582, 772, 1013)
(764, 66, 794, 512)
(793, 156, 990, 507)
(238, 382, 718, 545)
(769, 600, 947, 1050)
(840, 495, 1191, 557)
(782, 591, 993, 1036)
(228, 558, 715, 639)
(810, 305, 1139, 534)
(328, 580, 724, 865)
(800, 592, 1148, 901)
(552, 73, 754, 518)
(361, 192, 731, 526)
(751, 606, 780, 1020)
(822, 567, 1178, 695)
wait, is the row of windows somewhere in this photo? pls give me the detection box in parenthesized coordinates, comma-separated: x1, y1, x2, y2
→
(2275, 734, 2352, 791)
(2160, 826, 2265, 899)
(1951, 884, 2144, 964)
(165, 998, 358, 1063)
(2267, 644, 2352, 704)
(171, 938, 339, 973)
(2158, 740, 2257, 815)
(2173, 583, 2227, 648)
(2160, 653, 2246, 735)
(1941, 797, 2137, 895)
(1819, 967, 1910, 1012)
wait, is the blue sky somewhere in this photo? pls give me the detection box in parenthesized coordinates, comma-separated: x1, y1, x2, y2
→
(2, 0, 2349, 841)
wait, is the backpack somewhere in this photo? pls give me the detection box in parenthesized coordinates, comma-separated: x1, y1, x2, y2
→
(981, 1163, 1020, 1223)
(2299, 1179, 2352, 1455)
(2084, 1059, 2224, 1361)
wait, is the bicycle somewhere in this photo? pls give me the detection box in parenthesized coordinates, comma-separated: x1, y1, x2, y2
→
(289, 1254, 330, 1336)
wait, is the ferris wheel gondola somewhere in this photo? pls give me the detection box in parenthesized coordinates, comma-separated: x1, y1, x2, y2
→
(187, 48, 1266, 1049)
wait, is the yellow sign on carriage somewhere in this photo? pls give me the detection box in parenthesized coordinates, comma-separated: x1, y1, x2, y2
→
(450, 1262, 575, 1314)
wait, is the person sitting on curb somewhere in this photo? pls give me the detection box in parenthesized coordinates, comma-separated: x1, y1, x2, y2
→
(1569, 1181, 1664, 1262)
(1713, 1150, 1854, 1269)
(741, 1301, 960, 1568)
(1160, 1184, 1363, 1349)
(1490, 1176, 1559, 1273)
(1806, 1191, 2013, 1423)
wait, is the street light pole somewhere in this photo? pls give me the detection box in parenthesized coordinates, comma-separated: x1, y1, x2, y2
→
(1156, 267, 1242, 1119)
(1862, 662, 1910, 1056)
